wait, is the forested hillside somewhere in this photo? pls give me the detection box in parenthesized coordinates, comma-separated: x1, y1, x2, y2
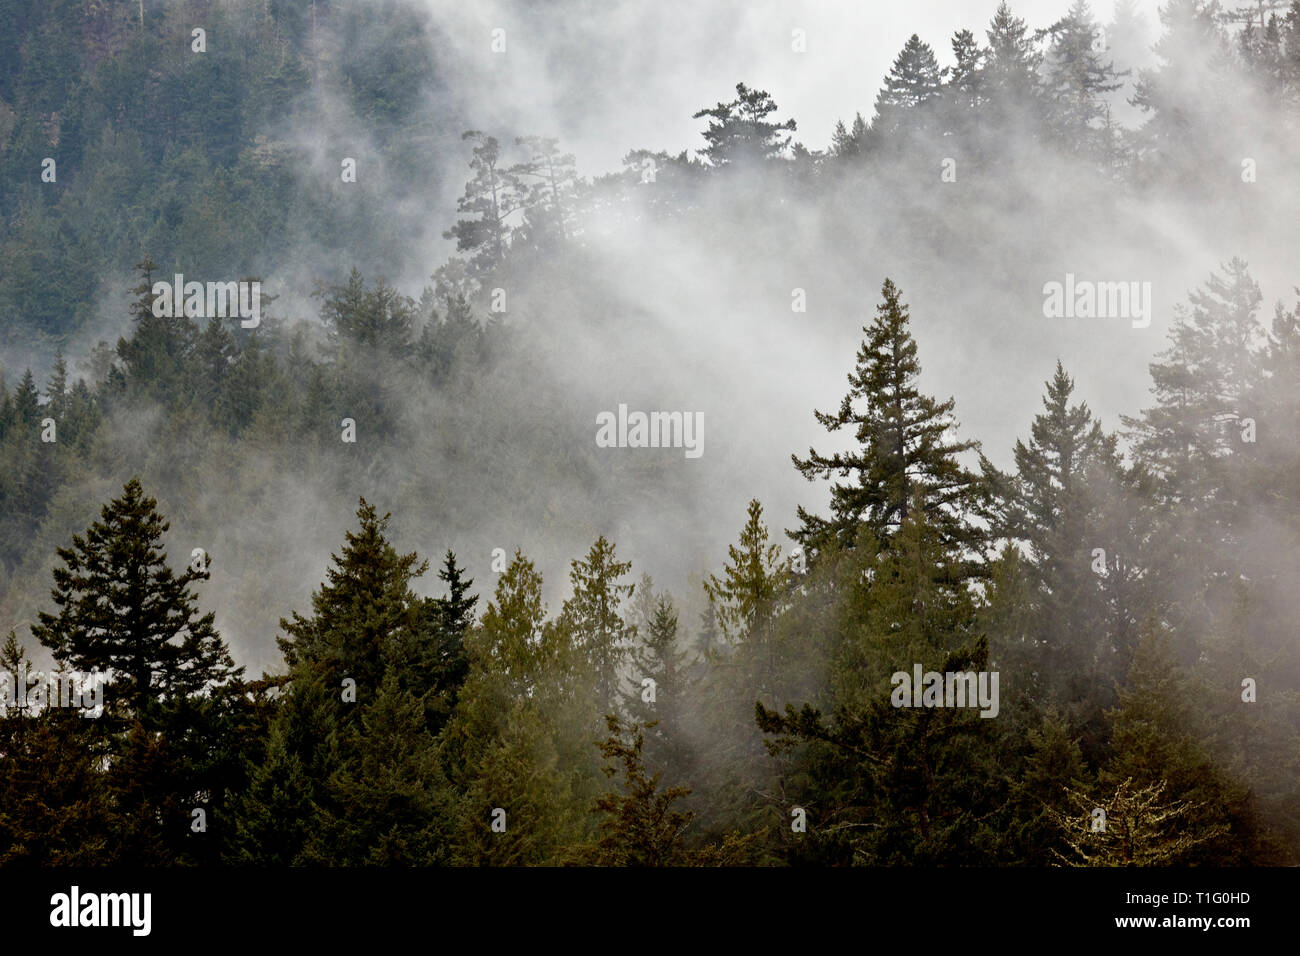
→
(1, 0, 1298, 866)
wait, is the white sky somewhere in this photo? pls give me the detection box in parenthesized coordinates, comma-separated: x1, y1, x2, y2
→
(430, 1, 1172, 175)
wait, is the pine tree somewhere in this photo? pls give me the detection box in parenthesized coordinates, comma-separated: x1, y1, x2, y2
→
(982, 2, 1045, 131)
(988, 361, 1140, 720)
(1130, 0, 1236, 185)
(32, 477, 242, 727)
(223, 699, 318, 865)
(0, 647, 110, 866)
(413, 549, 477, 734)
(508, 134, 578, 246)
(1042, 0, 1126, 156)
(320, 268, 415, 354)
(306, 674, 446, 865)
(704, 499, 789, 693)
(944, 28, 985, 119)
(276, 497, 429, 712)
(115, 256, 200, 403)
(1125, 259, 1265, 489)
(583, 715, 694, 865)
(758, 500, 1002, 865)
(224, 671, 336, 865)
(1122, 260, 1266, 649)
(445, 550, 588, 864)
(624, 585, 693, 780)
(560, 536, 634, 715)
(45, 351, 68, 417)
(871, 35, 944, 143)
(443, 131, 521, 277)
(692, 83, 797, 169)
(828, 113, 869, 159)
(791, 278, 987, 569)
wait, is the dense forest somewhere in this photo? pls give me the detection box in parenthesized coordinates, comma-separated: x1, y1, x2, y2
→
(1, 0, 1298, 866)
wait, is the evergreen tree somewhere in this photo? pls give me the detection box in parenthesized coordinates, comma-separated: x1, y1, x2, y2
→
(624, 583, 693, 782)
(1042, 0, 1126, 157)
(32, 477, 242, 726)
(305, 674, 446, 865)
(560, 535, 635, 715)
(443, 131, 520, 277)
(1122, 259, 1266, 650)
(320, 268, 415, 354)
(1130, 0, 1237, 186)
(1103, 621, 1266, 863)
(692, 83, 797, 169)
(276, 498, 429, 711)
(791, 278, 987, 569)
(0, 631, 111, 865)
(871, 35, 944, 143)
(982, 1, 1045, 132)
(828, 112, 869, 159)
(583, 715, 696, 866)
(944, 28, 986, 119)
(1049, 776, 1226, 865)
(445, 550, 587, 864)
(704, 498, 789, 692)
(758, 500, 1003, 865)
(988, 361, 1142, 729)
(414, 549, 477, 734)
(508, 134, 578, 246)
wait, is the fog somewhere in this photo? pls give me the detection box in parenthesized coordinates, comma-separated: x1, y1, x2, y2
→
(4, 0, 1297, 686)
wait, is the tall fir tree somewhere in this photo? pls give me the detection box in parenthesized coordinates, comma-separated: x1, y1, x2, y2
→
(560, 535, 635, 716)
(791, 278, 987, 571)
(871, 35, 945, 144)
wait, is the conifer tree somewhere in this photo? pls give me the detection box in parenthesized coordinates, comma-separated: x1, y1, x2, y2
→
(1103, 621, 1262, 863)
(871, 35, 945, 142)
(988, 361, 1141, 719)
(1130, 0, 1236, 185)
(944, 28, 985, 120)
(1123, 260, 1266, 648)
(982, 1, 1044, 129)
(759, 500, 1002, 865)
(1042, 0, 1126, 155)
(413, 549, 477, 733)
(624, 584, 693, 780)
(305, 674, 446, 865)
(446, 550, 587, 864)
(704, 498, 789, 691)
(276, 498, 429, 712)
(443, 131, 520, 277)
(508, 134, 578, 246)
(828, 113, 869, 159)
(692, 83, 797, 169)
(33, 477, 242, 726)
(1049, 776, 1226, 865)
(791, 278, 987, 570)
(0, 632, 111, 865)
(320, 268, 415, 354)
(560, 536, 634, 715)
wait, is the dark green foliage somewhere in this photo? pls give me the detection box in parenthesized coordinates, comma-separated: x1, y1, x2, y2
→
(1, 0, 1298, 870)
(791, 278, 987, 569)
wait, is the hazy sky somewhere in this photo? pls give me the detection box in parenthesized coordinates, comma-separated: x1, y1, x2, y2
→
(429, 0, 1166, 176)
